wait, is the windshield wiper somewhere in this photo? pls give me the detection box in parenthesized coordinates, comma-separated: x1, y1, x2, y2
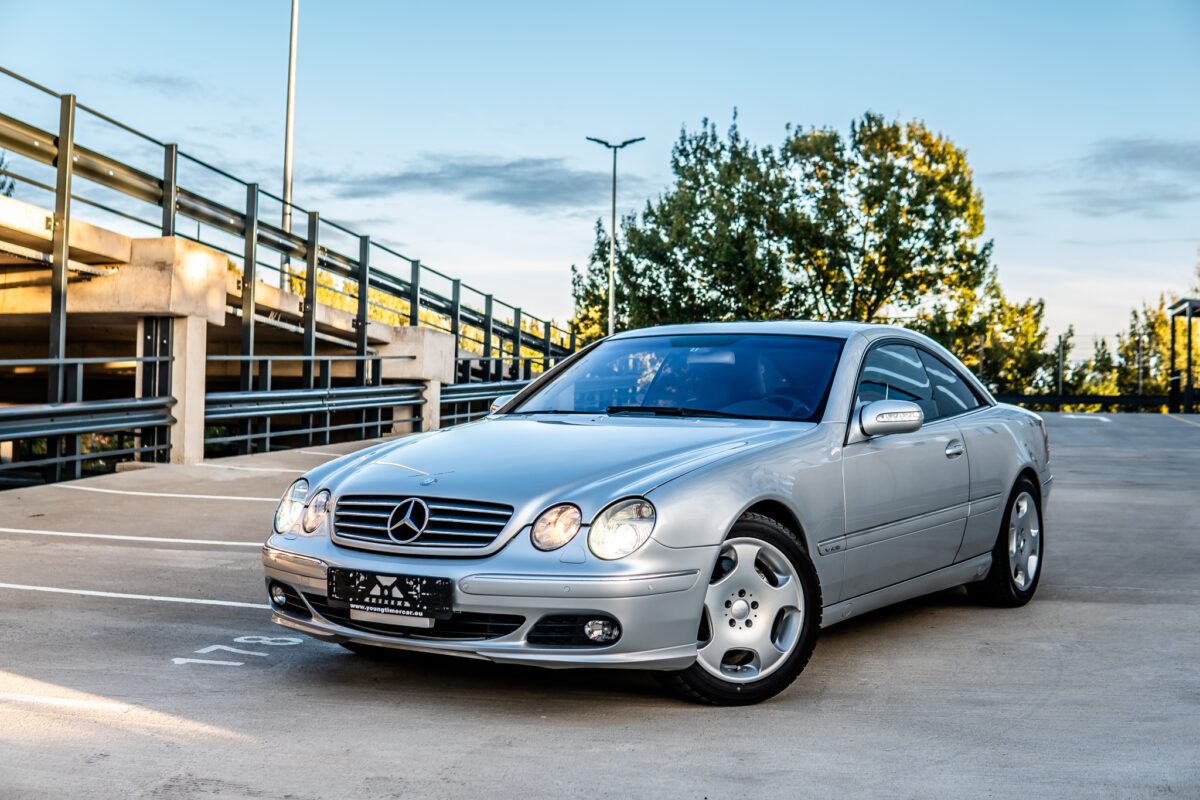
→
(605, 405, 750, 419)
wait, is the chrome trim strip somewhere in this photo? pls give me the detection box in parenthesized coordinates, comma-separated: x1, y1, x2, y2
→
(458, 569, 700, 598)
(843, 500, 970, 550)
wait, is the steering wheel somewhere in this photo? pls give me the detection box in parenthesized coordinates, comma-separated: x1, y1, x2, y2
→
(761, 394, 809, 418)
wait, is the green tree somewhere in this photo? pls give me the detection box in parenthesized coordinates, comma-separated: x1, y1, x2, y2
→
(572, 113, 1051, 390)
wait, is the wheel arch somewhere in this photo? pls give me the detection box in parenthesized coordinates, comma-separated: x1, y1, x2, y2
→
(738, 499, 808, 552)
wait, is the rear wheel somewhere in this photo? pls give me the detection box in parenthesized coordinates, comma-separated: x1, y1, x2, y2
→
(659, 513, 821, 705)
(968, 476, 1043, 607)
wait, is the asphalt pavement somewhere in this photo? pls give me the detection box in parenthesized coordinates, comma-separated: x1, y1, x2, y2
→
(1, 413, 1198, 798)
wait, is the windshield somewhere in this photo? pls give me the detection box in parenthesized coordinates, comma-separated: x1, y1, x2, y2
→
(512, 334, 844, 421)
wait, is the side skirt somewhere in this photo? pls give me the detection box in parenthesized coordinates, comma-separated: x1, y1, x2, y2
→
(820, 554, 992, 628)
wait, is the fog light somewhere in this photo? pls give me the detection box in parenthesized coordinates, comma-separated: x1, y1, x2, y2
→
(269, 582, 288, 607)
(583, 618, 621, 643)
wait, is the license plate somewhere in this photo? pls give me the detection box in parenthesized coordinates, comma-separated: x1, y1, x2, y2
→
(328, 569, 453, 621)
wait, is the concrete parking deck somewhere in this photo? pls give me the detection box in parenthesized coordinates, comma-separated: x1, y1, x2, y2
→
(1, 413, 1198, 798)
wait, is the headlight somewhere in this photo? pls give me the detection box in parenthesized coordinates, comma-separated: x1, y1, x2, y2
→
(303, 489, 331, 533)
(531, 504, 582, 551)
(587, 498, 655, 560)
(273, 479, 309, 534)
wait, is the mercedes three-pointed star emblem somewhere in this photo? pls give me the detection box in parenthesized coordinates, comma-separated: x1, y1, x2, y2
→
(387, 498, 431, 543)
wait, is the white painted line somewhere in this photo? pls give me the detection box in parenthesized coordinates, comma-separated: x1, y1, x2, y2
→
(1062, 414, 1112, 422)
(0, 527, 262, 548)
(0, 692, 132, 712)
(299, 449, 345, 457)
(0, 582, 269, 609)
(196, 463, 304, 473)
(54, 484, 276, 502)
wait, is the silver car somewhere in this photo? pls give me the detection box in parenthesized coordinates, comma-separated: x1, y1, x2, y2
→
(262, 321, 1050, 704)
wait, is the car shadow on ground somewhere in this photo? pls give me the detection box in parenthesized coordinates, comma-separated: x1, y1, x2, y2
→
(281, 587, 984, 708)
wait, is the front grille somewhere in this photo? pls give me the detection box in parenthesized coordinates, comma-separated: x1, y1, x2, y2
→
(304, 593, 523, 641)
(333, 494, 514, 550)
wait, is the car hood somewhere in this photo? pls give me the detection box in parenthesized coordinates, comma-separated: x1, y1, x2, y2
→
(313, 414, 818, 520)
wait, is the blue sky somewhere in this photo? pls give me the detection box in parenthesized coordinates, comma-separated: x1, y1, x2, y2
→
(2, 0, 1197, 348)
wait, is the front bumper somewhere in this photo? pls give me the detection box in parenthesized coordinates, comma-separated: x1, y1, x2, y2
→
(262, 532, 716, 671)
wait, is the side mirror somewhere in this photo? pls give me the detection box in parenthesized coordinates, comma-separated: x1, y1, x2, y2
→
(859, 399, 923, 437)
(489, 394, 516, 414)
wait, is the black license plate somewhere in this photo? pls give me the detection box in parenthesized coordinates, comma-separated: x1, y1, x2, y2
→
(328, 569, 453, 620)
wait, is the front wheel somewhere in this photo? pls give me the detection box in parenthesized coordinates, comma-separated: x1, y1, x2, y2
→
(968, 476, 1044, 607)
(659, 513, 821, 705)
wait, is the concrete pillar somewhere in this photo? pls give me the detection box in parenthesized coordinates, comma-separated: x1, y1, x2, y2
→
(170, 315, 208, 464)
(420, 380, 440, 433)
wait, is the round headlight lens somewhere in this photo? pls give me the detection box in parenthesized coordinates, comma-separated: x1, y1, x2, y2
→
(588, 499, 655, 560)
(531, 504, 582, 551)
(302, 489, 331, 533)
(273, 479, 309, 534)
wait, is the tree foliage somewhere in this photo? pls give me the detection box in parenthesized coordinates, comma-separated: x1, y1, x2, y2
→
(572, 112, 1053, 391)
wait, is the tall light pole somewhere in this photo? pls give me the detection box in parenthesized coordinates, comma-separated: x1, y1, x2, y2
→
(587, 136, 644, 336)
(281, 0, 299, 289)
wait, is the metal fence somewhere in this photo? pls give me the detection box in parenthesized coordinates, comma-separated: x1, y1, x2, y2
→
(0, 64, 580, 477)
(203, 354, 424, 454)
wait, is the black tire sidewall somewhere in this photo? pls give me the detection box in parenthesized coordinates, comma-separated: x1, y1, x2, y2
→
(990, 476, 1044, 606)
(666, 514, 822, 705)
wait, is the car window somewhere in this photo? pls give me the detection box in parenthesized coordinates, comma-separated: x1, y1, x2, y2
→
(514, 334, 844, 421)
(855, 344, 936, 420)
(918, 349, 985, 420)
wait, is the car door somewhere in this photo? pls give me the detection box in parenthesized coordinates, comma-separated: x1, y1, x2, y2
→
(839, 343, 970, 599)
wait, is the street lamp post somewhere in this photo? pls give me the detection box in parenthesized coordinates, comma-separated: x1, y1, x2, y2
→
(281, 0, 299, 289)
(587, 136, 644, 337)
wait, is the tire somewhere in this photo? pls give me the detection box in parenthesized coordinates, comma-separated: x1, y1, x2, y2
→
(659, 512, 822, 706)
(968, 476, 1044, 607)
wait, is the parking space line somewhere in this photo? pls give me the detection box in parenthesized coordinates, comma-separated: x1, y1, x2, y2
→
(0, 527, 262, 547)
(299, 449, 344, 457)
(196, 463, 304, 473)
(0, 582, 269, 609)
(1166, 414, 1200, 429)
(54, 484, 277, 502)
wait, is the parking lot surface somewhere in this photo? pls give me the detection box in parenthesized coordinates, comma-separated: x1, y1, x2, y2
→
(1, 413, 1198, 798)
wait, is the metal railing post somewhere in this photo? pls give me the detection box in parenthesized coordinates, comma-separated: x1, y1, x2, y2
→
(570, 330, 577, 354)
(542, 321, 552, 374)
(355, 236, 370, 385)
(512, 307, 522, 381)
(450, 279, 462, 355)
(409, 259, 421, 326)
(47, 93, 75, 407)
(161, 143, 178, 236)
(302, 211, 319, 388)
(61, 362, 82, 480)
(240, 184, 258, 395)
(482, 295, 495, 382)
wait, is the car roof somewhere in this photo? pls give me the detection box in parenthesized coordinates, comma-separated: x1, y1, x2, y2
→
(610, 320, 908, 341)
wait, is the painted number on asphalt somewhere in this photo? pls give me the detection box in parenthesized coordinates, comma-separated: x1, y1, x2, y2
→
(172, 635, 302, 667)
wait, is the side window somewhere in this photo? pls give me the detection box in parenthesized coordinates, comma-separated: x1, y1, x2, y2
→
(918, 349, 984, 420)
(856, 344, 936, 420)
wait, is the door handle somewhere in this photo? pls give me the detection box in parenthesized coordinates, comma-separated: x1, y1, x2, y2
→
(945, 440, 965, 458)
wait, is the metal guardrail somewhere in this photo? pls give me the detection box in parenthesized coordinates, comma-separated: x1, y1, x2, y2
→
(0, 65, 578, 369)
(0, 337, 172, 483)
(995, 394, 1172, 409)
(0, 395, 175, 479)
(204, 383, 424, 452)
(440, 380, 530, 426)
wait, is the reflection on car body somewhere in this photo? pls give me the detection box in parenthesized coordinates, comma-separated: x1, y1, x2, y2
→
(263, 321, 1050, 705)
